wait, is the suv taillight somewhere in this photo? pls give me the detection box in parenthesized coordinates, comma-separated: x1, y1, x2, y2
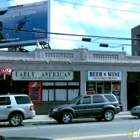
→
(116, 102, 120, 106)
(30, 105, 34, 111)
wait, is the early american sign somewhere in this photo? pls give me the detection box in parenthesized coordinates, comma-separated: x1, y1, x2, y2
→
(12, 71, 73, 81)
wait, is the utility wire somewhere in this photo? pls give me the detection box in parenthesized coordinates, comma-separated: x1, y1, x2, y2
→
(1, 27, 139, 41)
(110, 0, 140, 5)
(54, 0, 140, 14)
(51, 37, 133, 48)
(10, 0, 18, 5)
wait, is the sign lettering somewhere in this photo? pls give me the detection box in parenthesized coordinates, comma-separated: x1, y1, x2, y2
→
(12, 71, 73, 81)
(88, 71, 121, 81)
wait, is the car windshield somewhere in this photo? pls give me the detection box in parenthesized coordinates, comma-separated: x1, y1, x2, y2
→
(68, 95, 82, 104)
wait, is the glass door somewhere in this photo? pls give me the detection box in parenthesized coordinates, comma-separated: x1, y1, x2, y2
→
(96, 82, 104, 94)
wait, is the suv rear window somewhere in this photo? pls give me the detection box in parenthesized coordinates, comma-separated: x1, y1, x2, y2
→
(15, 96, 31, 104)
(0, 97, 11, 105)
(93, 95, 105, 103)
(104, 94, 117, 102)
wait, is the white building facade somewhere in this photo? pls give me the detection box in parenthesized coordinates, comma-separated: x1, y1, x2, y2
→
(0, 47, 139, 114)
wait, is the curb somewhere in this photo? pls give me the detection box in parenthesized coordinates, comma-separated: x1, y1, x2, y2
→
(23, 115, 135, 124)
(0, 113, 135, 126)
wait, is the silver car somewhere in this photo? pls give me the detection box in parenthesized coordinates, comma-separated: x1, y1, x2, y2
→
(130, 105, 140, 118)
(0, 93, 36, 126)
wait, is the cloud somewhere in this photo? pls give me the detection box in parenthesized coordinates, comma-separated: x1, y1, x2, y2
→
(50, 0, 140, 54)
(52, 0, 139, 31)
(7, 0, 140, 54)
(0, 0, 11, 8)
(50, 0, 87, 49)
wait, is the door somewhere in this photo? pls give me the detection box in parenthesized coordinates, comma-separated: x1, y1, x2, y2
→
(74, 96, 92, 117)
(97, 85, 103, 94)
(0, 97, 11, 120)
(90, 95, 106, 116)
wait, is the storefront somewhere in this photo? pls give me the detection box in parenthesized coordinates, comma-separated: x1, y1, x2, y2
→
(12, 70, 80, 103)
(1, 47, 140, 113)
(87, 71, 122, 104)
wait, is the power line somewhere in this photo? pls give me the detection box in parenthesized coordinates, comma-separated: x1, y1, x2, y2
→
(0, 27, 136, 48)
(54, 0, 140, 14)
(1, 27, 139, 41)
(10, 0, 18, 5)
(110, 0, 140, 5)
(47, 36, 137, 49)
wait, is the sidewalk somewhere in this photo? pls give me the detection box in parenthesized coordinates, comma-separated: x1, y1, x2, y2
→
(23, 111, 134, 124)
(0, 111, 136, 126)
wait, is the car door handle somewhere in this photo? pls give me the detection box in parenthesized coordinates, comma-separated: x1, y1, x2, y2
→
(7, 106, 12, 108)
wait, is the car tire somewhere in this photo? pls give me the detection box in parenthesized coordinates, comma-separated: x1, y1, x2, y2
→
(95, 117, 102, 121)
(104, 110, 114, 121)
(0, 135, 4, 140)
(61, 111, 73, 124)
(9, 114, 23, 126)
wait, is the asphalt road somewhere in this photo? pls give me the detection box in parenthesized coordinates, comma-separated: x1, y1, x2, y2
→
(0, 117, 140, 140)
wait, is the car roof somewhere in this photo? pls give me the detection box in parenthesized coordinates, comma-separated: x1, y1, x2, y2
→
(84, 94, 113, 96)
(0, 93, 28, 96)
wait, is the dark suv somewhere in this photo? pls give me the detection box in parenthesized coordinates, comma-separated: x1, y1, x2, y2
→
(49, 94, 120, 124)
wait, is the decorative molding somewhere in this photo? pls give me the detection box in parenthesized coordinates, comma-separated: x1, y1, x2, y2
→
(45, 52, 74, 59)
(80, 50, 87, 60)
(93, 53, 119, 60)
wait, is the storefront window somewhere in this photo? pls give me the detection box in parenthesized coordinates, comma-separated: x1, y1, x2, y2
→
(104, 82, 111, 93)
(42, 82, 80, 102)
(87, 81, 121, 104)
(112, 82, 121, 104)
(86, 82, 96, 94)
(68, 82, 79, 101)
(87, 71, 122, 104)
(112, 82, 121, 90)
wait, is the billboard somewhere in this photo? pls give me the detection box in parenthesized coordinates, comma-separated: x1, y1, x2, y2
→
(0, 1, 50, 48)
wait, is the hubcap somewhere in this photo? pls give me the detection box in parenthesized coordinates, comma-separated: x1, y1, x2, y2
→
(63, 113, 71, 122)
(105, 111, 113, 120)
(11, 116, 20, 125)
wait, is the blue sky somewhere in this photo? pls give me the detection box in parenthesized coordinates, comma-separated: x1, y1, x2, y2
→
(1, 0, 140, 55)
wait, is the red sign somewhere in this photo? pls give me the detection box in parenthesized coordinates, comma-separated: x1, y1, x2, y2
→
(86, 91, 95, 95)
(0, 66, 12, 76)
(28, 82, 42, 102)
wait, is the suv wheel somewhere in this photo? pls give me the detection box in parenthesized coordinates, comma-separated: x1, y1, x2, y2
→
(104, 110, 114, 121)
(9, 114, 23, 126)
(61, 111, 73, 124)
